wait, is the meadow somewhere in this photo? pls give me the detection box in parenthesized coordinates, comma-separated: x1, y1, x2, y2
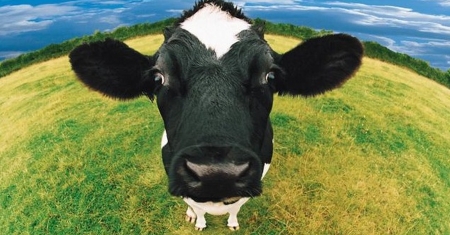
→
(1, 34, 450, 234)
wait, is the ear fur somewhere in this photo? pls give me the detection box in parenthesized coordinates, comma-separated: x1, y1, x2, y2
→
(69, 38, 155, 99)
(277, 34, 363, 96)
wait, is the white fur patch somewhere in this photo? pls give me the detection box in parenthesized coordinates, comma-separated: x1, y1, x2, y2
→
(184, 197, 250, 216)
(180, 4, 250, 58)
(161, 130, 168, 148)
(184, 197, 249, 229)
(261, 163, 270, 179)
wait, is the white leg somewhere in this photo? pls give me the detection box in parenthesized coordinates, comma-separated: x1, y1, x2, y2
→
(226, 205, 241, 231)
(183, 197, 250, 231)
(186, 205, 207, 231)
(194, 210, 207, 231)
(227, 214, 240, 231)
(185, 206, 196, 224)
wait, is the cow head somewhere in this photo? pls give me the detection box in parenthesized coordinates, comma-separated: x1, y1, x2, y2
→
(69, 0, 363, 203)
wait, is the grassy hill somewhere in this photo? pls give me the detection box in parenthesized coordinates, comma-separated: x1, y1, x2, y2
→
(1, 34, 450, 234)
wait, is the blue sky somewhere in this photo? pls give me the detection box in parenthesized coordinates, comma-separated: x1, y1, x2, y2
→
(1, 0, 449, 71)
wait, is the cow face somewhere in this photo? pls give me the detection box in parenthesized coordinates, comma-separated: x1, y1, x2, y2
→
(154, 25, 278, 202)
(69, 0, 363, 204)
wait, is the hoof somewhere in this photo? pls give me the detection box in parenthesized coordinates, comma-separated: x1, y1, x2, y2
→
(195, 226, 206, 231)
(229, 226, 240, 231)
(185, 215, 196, 224)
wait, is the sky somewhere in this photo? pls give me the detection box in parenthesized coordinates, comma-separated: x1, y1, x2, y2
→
(0, 0, 449, 71)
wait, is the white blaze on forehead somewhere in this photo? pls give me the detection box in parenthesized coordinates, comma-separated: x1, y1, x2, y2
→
(180, 4, 251, 58)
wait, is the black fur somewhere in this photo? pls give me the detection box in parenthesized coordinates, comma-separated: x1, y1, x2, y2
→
(277, 34, 363, 96)
(152, 28, 273, 200)
(69, 38, 155, 99)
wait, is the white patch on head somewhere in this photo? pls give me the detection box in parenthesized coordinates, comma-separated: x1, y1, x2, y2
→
(161, 130, 168, 148)
(180, 4, 251, 58)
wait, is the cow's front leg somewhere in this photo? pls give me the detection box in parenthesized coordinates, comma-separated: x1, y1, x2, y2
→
(185, 206, 196, 224)
(226, 205, 241, 231)
(185, 206, 207, 231)
(227, 214, 239, 231)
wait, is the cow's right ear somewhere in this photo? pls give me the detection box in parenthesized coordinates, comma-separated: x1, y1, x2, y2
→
(274, 34, 363, 97)
(69, 38, 156, 99)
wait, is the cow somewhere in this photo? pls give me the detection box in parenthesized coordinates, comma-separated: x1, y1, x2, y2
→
(69, 0, 363, 231)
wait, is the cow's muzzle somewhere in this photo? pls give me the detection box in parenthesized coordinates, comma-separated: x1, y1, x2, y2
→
(168, 144, 262, 202)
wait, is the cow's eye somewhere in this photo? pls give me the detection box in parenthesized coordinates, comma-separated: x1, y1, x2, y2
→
(264, 71, 276, 84)
(154, 72, 165, 86)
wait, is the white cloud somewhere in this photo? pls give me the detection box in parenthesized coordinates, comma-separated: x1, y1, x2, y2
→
(98, 1, 129, 5)
(244, 4, 326, 11)
(421, 0, 450, 7)
(357, 33, 450, 63)
(323, 2, 450, 36)
(0, 1, 141, 36)
(244, 1, 450, 37)
(166, 9, 183, 14)
(0, 4, 79, 36)
(401, 40, 450, 49)
(136, 13, 157, 18)
(326, 2, 409, 13)
(0, 51, 25, 60)
(99, 15, 122, 24)
(401, 41, 422, 48)
(365, 35, 396, 47)
(235, 0, 299, 6)
(394, 39, 450, 57)
(359, 34, 416, 55)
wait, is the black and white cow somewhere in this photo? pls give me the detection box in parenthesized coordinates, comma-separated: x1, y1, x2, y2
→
(69, 0, 363, 231)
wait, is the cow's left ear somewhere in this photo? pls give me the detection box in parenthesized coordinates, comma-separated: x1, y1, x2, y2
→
(69, 38, 156, 99)
(274, 34, 363, 96)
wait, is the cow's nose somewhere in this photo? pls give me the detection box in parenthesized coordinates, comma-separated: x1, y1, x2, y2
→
(185, 160, 250, 185)
(169, 145, 262, 201)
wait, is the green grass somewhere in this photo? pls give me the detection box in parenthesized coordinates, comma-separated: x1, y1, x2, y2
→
(1, 35, 450, 234)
